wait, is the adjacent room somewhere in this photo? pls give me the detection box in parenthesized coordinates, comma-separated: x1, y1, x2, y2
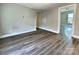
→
(0, 3, 79, 55)
(59, 5, 74, 40)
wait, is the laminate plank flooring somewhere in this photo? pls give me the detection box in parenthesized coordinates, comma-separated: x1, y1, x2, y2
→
(0, 29, 79, 55)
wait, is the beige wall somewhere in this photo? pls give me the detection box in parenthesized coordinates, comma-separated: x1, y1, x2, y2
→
(0, 3, 79, 38)
(38, 4, 79, 38)
(73, 4, 79, 37)
(38, 4, 71, 33)
(0, 4, 36, 36)
(36, 12, 42, 28)
(36, 13, 40, 28)
(38, 8, 59, 33)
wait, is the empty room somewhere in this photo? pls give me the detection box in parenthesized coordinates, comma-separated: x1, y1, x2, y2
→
(0, 3, 79, 55)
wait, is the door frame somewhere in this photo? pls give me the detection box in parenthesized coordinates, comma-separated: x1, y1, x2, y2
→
(58, 4, 77, 36)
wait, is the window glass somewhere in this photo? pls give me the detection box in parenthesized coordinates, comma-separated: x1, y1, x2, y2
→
(68, 13, 73, 24)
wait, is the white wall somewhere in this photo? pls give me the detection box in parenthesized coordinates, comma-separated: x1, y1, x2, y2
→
(38, 4, 79, 39)
(0, 4, 36, 37)
(1, 3, 79, 39)
(38, 8, 59, 33)
(73, 4, 79, 38)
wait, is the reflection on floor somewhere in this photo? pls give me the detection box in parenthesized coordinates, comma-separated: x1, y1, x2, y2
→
(62, 24, 72, 40)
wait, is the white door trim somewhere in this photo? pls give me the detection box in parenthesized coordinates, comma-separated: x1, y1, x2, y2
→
(58, 4, 77, 37)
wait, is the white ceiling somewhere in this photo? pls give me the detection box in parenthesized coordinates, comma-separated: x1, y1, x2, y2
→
(17, 3, 70, 12)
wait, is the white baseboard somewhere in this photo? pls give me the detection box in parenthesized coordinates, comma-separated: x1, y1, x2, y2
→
(39, 27, 59, 34)
(0, 28, 36, 38)
(72, 35, 79, 39)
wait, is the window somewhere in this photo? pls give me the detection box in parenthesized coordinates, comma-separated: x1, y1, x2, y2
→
(68, 13, 73, 24)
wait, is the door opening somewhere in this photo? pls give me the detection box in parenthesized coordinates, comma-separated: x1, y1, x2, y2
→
(60, 7, 74, 40)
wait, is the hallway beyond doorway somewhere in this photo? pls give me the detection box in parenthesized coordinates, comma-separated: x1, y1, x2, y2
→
(60, 9, 74, 40)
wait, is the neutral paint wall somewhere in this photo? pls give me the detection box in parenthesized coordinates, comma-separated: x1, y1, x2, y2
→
(38, 8, 59, 33)
(0, 3, 79, 38)
(0, 4, 3, 36)
(38, 4, 79, 38)
(73, 4, 79, 37)
(36, 12, 42, 28)
(0, 4, 36, 36)
(38, 4, 71, 33)
(36, 13, 40, 28)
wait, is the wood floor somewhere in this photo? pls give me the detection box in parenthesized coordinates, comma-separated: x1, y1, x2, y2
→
(0, 29, 79, 55)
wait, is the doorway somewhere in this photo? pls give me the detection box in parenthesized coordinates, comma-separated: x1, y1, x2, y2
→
(60, 10, 74, 39)
(59, 5, 75, 40)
